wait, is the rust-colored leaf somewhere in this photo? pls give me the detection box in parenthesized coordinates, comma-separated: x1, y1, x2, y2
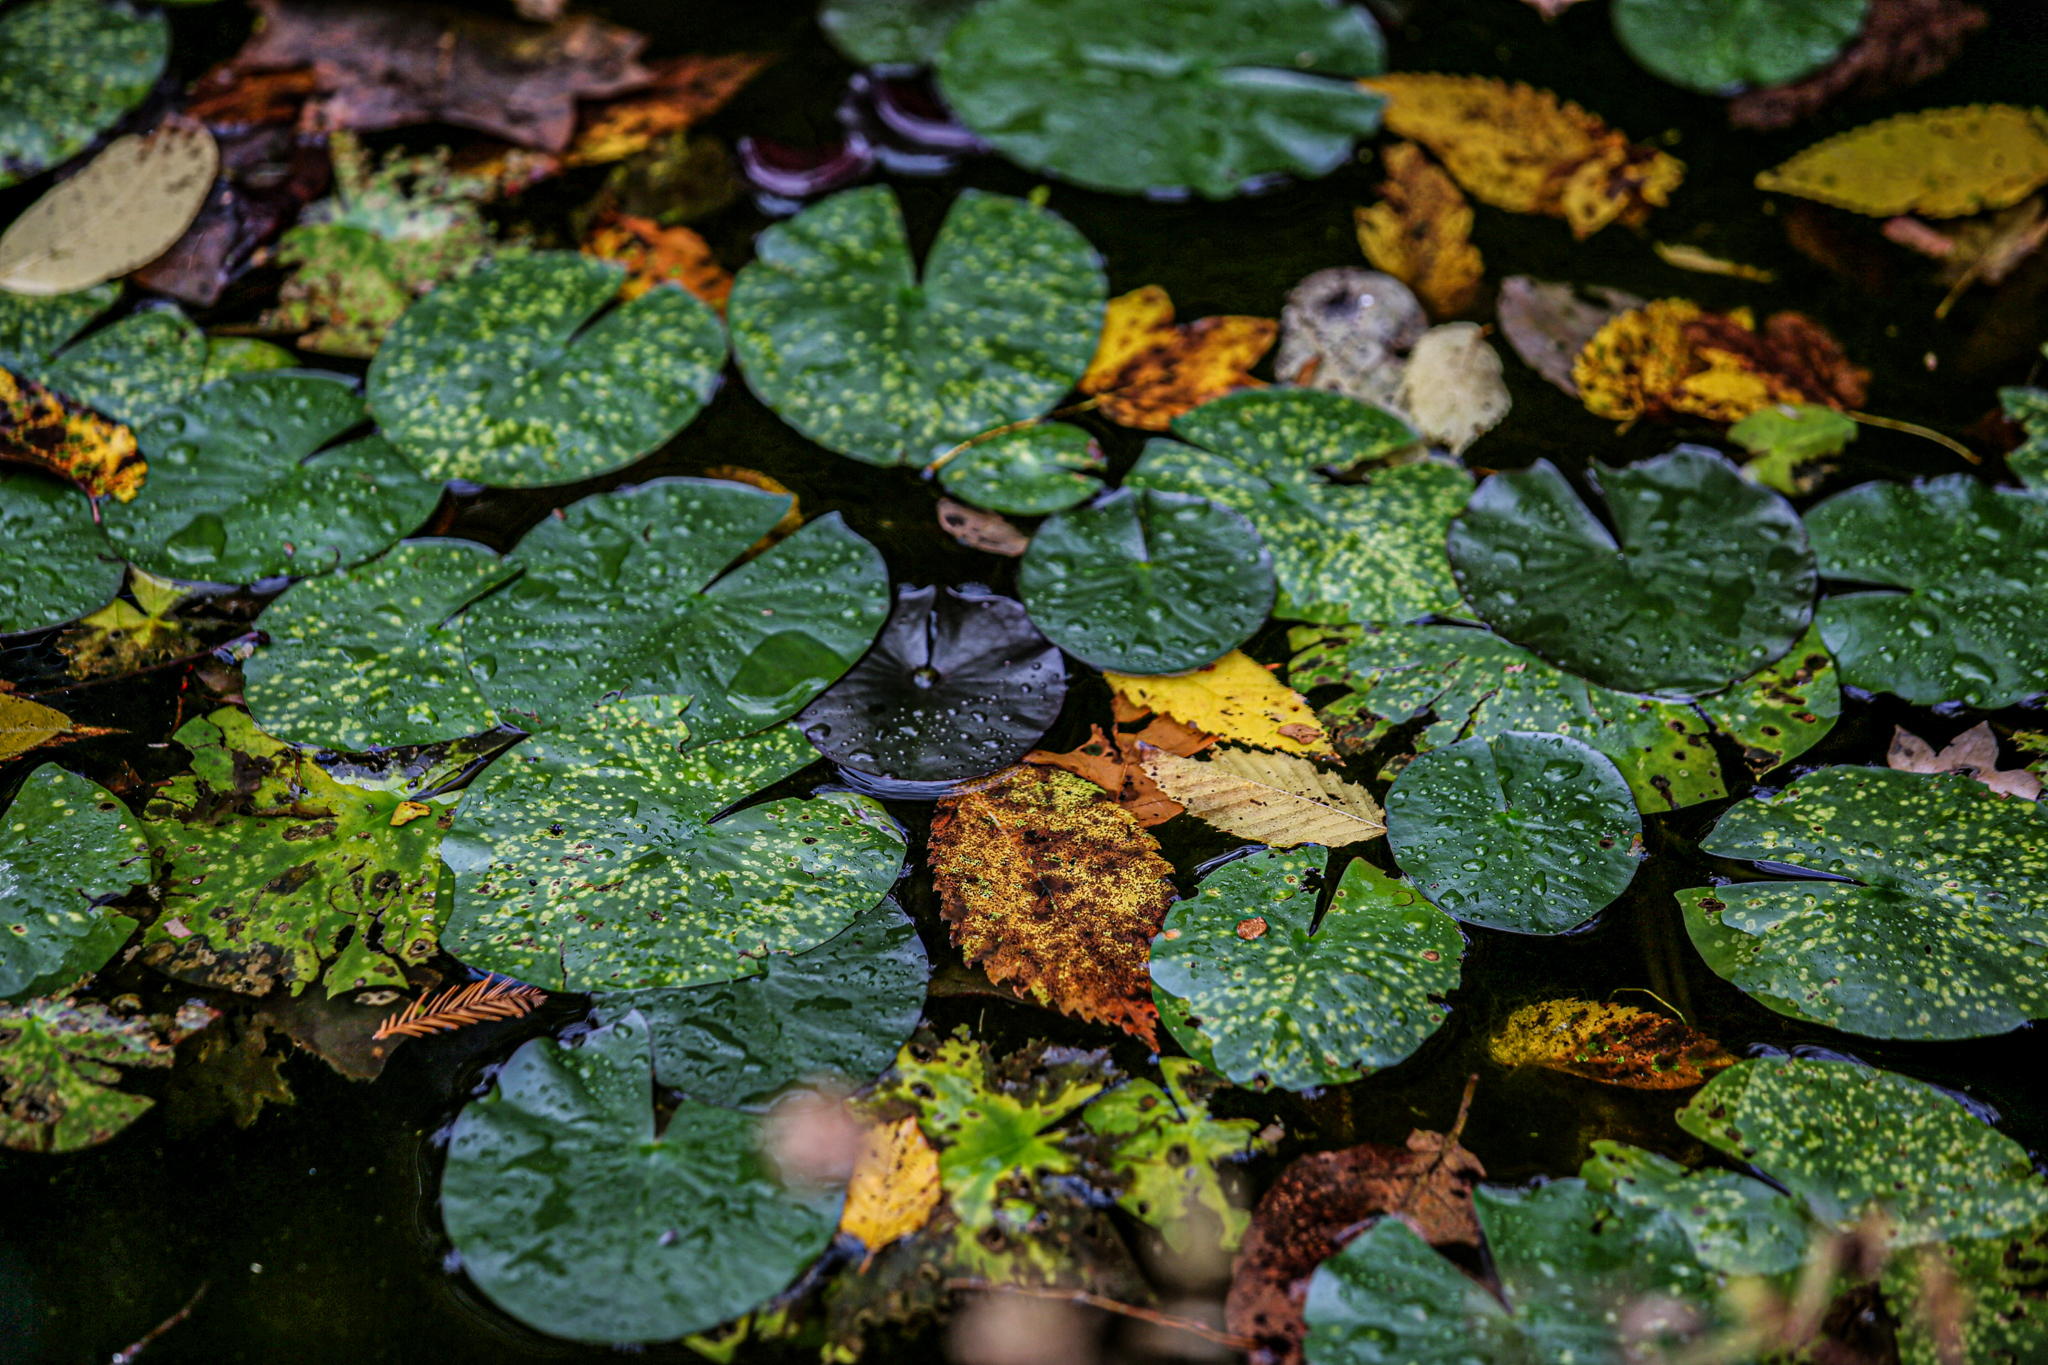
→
(1730, 0, 1991, 132)
(1889, 722, 2044, 801)
(1572, 298, 1868, 426)
(184, 63, 322, 130)
(928, 766, 1177, 1047)
(564, 53, 771, 167)
(1354, 143, 1483, 318)
(1079, 285, 1276, 431)
(372, 977, 545, 1040)
(936, 497, 1028, 557)
(0, 368, 144, 502)
(1024, 722, 1198, 827)
(1487, 999, 1736, 1089)
(582, 213, 732, 311)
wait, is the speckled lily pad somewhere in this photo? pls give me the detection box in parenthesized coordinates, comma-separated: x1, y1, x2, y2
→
(1580, 1141, 1808, 1275)
(820, 0, 978, 65)
(0, 0, 168, 189)
(0, 471, 123, 633)
(936, 422, 1105, 515)
(0, 291, 206, 425)
(0, 765, 149, 1002)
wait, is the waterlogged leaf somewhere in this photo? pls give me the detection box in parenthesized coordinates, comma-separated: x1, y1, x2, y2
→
(0, 471, 123, 633)
(1678, 1057, 2048, 1246)
(1890, 722, 2044, 801)
(592, 899, 928, 1111)
(1579, 1141, 1809, 1275)
(1141, 746, 1386, 849)
(936, 497, 1029, 556)
(1081, 1059, 1264, 1253)
(1728, 0, 1991, 132)
(582, 214, 731, 311)
(0, 0, 167, 189)
(58, 570, 202, 680)
(1487, 1000, 1735, 1090)
(1448, 448, 1816, 697)
(1573, 298, 1868, 425)
(0, 996, 216, 1152)
(1, 766, 147, 1001)
(838, 1116, 943, 1256)
(1274, 267, 1426, 408)
(1354, 144, 1483, 319)
(1613, 0, 1868, 94)
(441, 1012, 841, 1344)
(1806, 474, 2048, 708)
(1396, 322, 1511, 455)
(0, 121, 218, 296)
(368, 251, 725, 485)
(820, 0, 977, 65)
(244, 540, 516, 750)
(461, 478, 889, 742)
(1729, 402, 1858, 494)
(0, 367, 143, 501)
(934, 423, 1105, 515)
(1077, 285, 1276, 431)
(1151, 850, 1461, 1092)
(936, 0, 1387, 199)
(445, 697, 904, 992)
(1755, 104, 2048, 217)
(730, 187, 1104, 468)
(1019, 487, 1273, 675)
(1106, 651, 1332, 759)
(1885, 1221, 2048, 1365)
(1387, 733, 1641, 935)
(929, 766, 1176, 1045)
(1680, 765, 2048, 1039)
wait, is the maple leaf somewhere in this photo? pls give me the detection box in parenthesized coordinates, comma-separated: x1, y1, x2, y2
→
(839, 1115, 943, 1259)
(582, 213, 732, 312)
(1104, 651, 1332, 758)
(1729, 0, 1991, 133)
(1889, 722, 2043, 801)
(1755, 104, 2048, 218)
(1139, 745, 1385, 849)
(1079, 285, 1276, 431)
(0, 368, 143, 502)
(928, 767, 1177, 1047)
(1487, 999, 1736, 1090)
(1354, 143, 1483, 318)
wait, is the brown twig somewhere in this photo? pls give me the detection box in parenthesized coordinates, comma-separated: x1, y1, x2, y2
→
(373, 978, 546, 1040)
(942, 1279, 1256, 1351)
(110, 1282, 207, 1364)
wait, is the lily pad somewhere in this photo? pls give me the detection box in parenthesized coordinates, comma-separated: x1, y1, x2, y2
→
(0, 0, 168, 190)
(442, 696, 906, 993)
(1580, 1140, 1808, 1275)
(1126, 389, 1460, 627)
(0, 471, 123, 633)
(460, 478, 890, 742)
(1386, 732, 1642, 935)
(1019, 487, 1274, 675)
(593, 898, 928, 1111)
(440, 1010, 842, 1344)
(100, 372, 441, 584)
(936, 0, 1388, 199)
(244, 539, 517, 751)
(1149, 849, 1463, 1092)
(0, 290, 206, 425)
(798, 584, 1066, 784)
(1805, 474, 2048, 709)
(1613, 0, 1868, 95)
(820, 0, 978, 65)
(1447, 448, 1816, 698)
(1679, 765, 2048, 1039)
(935, 423, 1105, 515)
(1677, 1057, 2048, 1246)
(1885, 1220, 2048, 1365)
(367, 252, 727, 486)
(1, 765, 148, 1002)
(0, 996, 216, 1152)
(729, 187, 1105, 468)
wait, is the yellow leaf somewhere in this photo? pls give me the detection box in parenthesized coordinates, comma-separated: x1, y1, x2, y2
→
(1487, 999, 1735, 1090)
(1105, 651, 1332, 758)
(1354, 142, 1483, 317)
(838, 1116, 942, 1253)
(0, 692, 75, 761)
(1079, 285, 1276, 430)
(1756, 105, 2048, 219)
(1652, 242, 1776, 282)
(1572, 299, 1807, 426)
(1138, 745, 1385, 848)
(0, 368, 145, 502)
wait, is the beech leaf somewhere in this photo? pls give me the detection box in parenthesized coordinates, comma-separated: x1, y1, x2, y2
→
(1139, 745, 1385, 849)
(1103, 651, 1332, 759)
(1755, 104, 2048, 217)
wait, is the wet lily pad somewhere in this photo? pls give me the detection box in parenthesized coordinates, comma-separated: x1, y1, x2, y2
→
(820, 0, 978, 65)
(1679, 765, 2048, 1039)
(0, 291, 206, 425)
(1019, 487, 1274, 675)
(935, 423, 1105, 515)
(1613, 0, 1867, 95)
(0, 471, 123, 633)
(1447, 448, 1816, 698)
(1580, 1140, 1808, 1275)
(442, 696, 906, 993)
(1386, 732, 1642, 935)
(0, 996, 216, 1153)
(368, 252, 727, 486)
(244, 539, 516, 751)
(593, 898, 928, 1111)
(731, 187, 1104, 469)
(460, 478, 889, 742)
(936, 0, 1388, 199)
(0, 0, 168, 190)
(1150, 849, 1463, 1092)
(1806, 474, 2048, 709)
(798, 583, 1066, 784)
(440, 1011, 842, 1344)
(1, 765, 148, 1002)
(1886, 1220, 2048, 1365)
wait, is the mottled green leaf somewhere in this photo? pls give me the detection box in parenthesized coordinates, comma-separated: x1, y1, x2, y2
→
(1728, 402, 1857, 495)
(936, 422, 1104, 515)
(0, 284, 116, 370)
(1614, 0, 1867, 95)
(1580, 1140, 1809, 1275)
(0, 471, 122, 633)
(819, 0, 978, 64)
(200, 338, 297, 383)
(1693, 621, 1839, 775)
(0, 995, 215, 1152)
(1081, 1058, 1264, 1252)
(729, 187, 1105, 468)
(0, 289, 207, 425)
(1885, 1220, 2048, 1365)
(0, 0, 167, 189)
(0, 765, 147, 1001)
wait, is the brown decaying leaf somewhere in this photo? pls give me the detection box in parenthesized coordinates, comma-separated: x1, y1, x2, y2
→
(582, 213, 732, 311)
(1227, 1129, 1485, 1365)
(184, 64, 323, 130)
(839, 1116, 944, 1260)
(1354, 143, 1483, 318)
(1487, 999, 1736, 1089)
(1025, 720, 1212, 827)
(1495, 276, 1643, 397)
(1887, 197, 2048, 319)
(928, 766, 1177, 1047)
(372, 977, 546, 1040)
(1573, 299, 1868, 427)
(1729, 0, 1990, 132)
(936, 497, 1028, 557)
(702, 466, 803, 558)
(0, 369, 145, 501)
(1139, 745, 1386, 849)
(1889, 722, 2044, 801)
(59, 572, 202, 682)
(1079, 285, 1277, 431)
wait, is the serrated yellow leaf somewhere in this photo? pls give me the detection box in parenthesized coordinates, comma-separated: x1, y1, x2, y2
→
(1756, 105, 2048, 219)
(1105, 651, 1332, 758)
(838, 1116, 941, 1253)
(1139, 745, 1384, 848)
(1355, 142, 1483, 318)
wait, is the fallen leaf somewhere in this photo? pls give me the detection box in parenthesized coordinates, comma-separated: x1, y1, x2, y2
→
(1104, 652, 1333, 758)
(1494, 276, 1643, 396)
(0, 693, 76, 760)
(0, 997, 219, 1153)
(0, 368, 144, 501)
(702, 466, 803, 557)
(1488, 999, 1736, 1089)
(1353, 142, 1483, 318)
(936, 497, 1028, 556)
(160, 1018, 294, 1133)
(840, 1116, 944, 1257)
(1273, 267, 1426, 410)
(1080, 1058, 1270, 1254)
(1024, 724, 1188, 827)
(1653, 241, 1777, 281)
(57, 571, 199, 680)
(1902, 197, 2048, 319)
(562, 53, 772, 168)
(928, 766, 1177, 1047)
(1397, 321, 1511, 454)
(1573, 298, 1868, 426)
(1755, 104, 2048, 218)
(0, 119, 218, 296)
(1079, 285, 1276, 430)
(184, 63, 323, 130)
(1362, 74, 1684, 239)
(1729, 402, 1859, 494)
(582, 213, 731, 311)
(1729, 0, 1991, 132)
(1889, 722, 2044, 801)
(1139, 745, 1386, 849)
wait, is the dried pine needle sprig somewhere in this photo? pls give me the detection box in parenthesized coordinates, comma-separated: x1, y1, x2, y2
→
(373, 978, 546, 1040)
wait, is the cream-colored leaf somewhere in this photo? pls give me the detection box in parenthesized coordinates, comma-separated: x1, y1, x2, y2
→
(1398, 322, 1511, 455)
(1139, 744, 1385, 848)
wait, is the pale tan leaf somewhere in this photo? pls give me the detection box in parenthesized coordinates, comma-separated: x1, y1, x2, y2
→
(1889, 722, 2043, 801)
(1139, 744, 1385, 848)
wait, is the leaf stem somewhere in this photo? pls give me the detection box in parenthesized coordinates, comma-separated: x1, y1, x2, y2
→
(941, 1279, 1257, 1351)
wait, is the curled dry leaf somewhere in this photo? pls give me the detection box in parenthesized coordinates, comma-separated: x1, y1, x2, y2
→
(1488, 999, 1736, 1089)
(1494, 276, 1642, 396)
(1892, 197, 2048, 319)
(1079, 285, 1276, 431)
(936, 497, 1028, 557)
(582, 213, 732, 312)
(1889, 722, 2044, 801)
(1574, 298, 1868, 426)
(1353, 142, 1483, 318)
(1653, 241, 1777, 282)
(1139, 745, 1386, 849)
(1729, 0, 1991, 132)
(1756, 104, 2048, 218)
(1104, 651, 1332, 758)
(1397, 322, 1511, 455)
(0, 369, 143, 501)
(839, 1116, 943, 1257)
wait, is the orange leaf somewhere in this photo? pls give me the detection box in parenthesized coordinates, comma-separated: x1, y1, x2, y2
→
(1354, 143, 1483, 317)
(564, 53, 773, 167)
(1025, 723, 1189, 827)
(1488, 999, 1735, 1089)
(1079, 285, 1276, 430)
(582, 213, 731, 312)
(0, 367, 144, 502)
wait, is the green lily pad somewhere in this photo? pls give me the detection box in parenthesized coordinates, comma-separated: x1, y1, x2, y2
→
(200, 338, 298, 383)
(138, 709, 455, 998)
(1149, 849, 1463, 1092)
(368, 251, 726, 486)
(0, 765, 148, 1001)
(1695, 622, 1840, 777)
(1385, 732, 1642, 935)
(1447, 448, 1816, 698)
(1806, 474, 2048, 709)
(936, 0, 1387, 199)
(1126, 389, 1458, 627)
(1580, 1140, 1809, 1275)
(2000, 380, 2048, 491)
(0, 996, 216, 1152)
(1019, 487, 1274, 675)
(1679, 765, 2048, 1039)
(0, 0, 168, 190)
(1613, 0, 1868, 95)
(0, 291, 206, 425)
(935, 423, 1105, 515)
(729, 187, 1105, 469)
(0, 471, 123, 633)
(460, 478, 890, 742)
(440, 1010, 842, 1344)
(819, 0, 978, 64)
(1677, 1057, 2048, 1247)
(101, 372, 441, 584)
(1885, 1219, 2048, 1365)
(592, 898, 928, 1111)
(1080, 1058, 1265, 1253)
(442, 696, 906, 993)
(244, 539, 516, 751)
